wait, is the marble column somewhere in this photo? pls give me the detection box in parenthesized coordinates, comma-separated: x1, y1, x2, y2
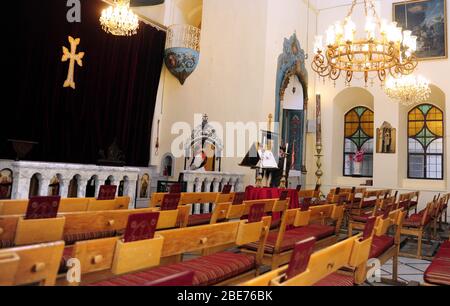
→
(203, 178, 213, 213)
(193, 179, 203, 214)
(78, 177, 88, 198)
(60, 178, 71, 198)
(39, 176, 50, 196)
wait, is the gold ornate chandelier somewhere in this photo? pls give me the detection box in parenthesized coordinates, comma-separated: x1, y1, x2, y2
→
(384, 74, 431, 106)
(312, 0, 418, 86)
(100, 0, 139, 36)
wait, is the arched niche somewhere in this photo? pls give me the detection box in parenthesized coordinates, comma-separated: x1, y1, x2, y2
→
(275, 33, 308, 178)
(332, 87, 374, 181)
(161, 153, 175, 177)
(105, 175, 115, 186)
(48, 174, 62, 196)
(86, 175, 98, 198)
(68, 175, 80, 198)
(29, 173, 42, 197)
(118, 176, 128, 197)
(139, 174, 150, 198)
(0, 168, 13, 199)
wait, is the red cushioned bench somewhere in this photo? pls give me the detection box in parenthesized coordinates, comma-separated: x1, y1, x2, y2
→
(91, 251, 255, 286)
(424, 240, 450, 286)
(240, 204, 344, 270)
(57, 217, 272, 286)
(241, 234, 373, 286)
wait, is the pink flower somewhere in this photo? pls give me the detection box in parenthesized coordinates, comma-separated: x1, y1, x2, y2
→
(350, 150, 365, 163)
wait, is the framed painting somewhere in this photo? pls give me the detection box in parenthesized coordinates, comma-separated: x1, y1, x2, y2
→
(393, 0, 447, 60)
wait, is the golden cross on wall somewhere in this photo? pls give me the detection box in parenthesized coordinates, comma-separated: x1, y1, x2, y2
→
(61, 36, 85, 89)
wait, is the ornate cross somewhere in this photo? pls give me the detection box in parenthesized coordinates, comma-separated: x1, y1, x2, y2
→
(61, 36, 84, 89)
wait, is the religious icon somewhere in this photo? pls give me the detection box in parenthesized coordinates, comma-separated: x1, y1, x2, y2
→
(61, 36, 85, 89)
(376, 122, 397, 154)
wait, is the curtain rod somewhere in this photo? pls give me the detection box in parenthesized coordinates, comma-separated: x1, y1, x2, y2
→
(102, 0, 167, 32)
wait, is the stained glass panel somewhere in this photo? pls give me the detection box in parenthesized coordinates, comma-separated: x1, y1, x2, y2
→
(344, 106, 373, 177)
(408, 104, 444, 180)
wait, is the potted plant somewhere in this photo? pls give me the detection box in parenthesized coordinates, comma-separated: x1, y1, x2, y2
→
(351, 150, 365, 176)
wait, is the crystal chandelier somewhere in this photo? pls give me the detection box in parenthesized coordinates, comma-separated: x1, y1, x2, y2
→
(384, 74, 431, 106)
(312, 0, 418, 86)
(100, 0, 139, 36)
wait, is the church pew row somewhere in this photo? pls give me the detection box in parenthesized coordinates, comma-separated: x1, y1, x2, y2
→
(424, 239, 450, 286)
(240, 204, 345, 270)
(345, 189, 392, 216)
(0, 206, 190, 249)
(150, 192, 235, 208)
(240, 234, 372, 286)
(0, 241, 65, 286)
(398, 191, 420, 215)
(348, 208, 406, 284)
(0, 196, 130, 216)
(56, 217, 272, 286)
(348, 195, 398, 237)
(400, 198, 442, 259)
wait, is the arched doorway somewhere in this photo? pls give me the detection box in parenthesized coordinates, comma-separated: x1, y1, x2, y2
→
(274, 33, 308, 185)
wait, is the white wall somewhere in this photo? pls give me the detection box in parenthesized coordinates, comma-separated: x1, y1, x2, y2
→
(315, 0, 450, 213)
(142, 0, 448, 215)
(151, 0, 318, 187)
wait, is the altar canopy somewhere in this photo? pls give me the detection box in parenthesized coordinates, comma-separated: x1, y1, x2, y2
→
(1, 0, 166, 167)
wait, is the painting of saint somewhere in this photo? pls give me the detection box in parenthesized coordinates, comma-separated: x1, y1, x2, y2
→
(393, 0, 447, 60)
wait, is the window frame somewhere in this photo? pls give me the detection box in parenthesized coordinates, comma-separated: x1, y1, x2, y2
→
(343, 106, 374, 178)
(407, 104, 444, 180)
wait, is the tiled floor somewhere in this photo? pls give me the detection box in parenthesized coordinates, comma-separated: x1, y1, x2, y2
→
(378, 257, 431, 285)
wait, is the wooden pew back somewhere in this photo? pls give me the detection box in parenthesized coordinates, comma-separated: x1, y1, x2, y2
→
(298, 189, 320, 199)
(0, 241, 64, 286)
(150, 192, 230, 208)
(0, 197, 130, 216)
(242, 235, 371, 286)
(71, 217, 271, 280)
(1, 207, 190, 249)
(0, 200, 28, 216)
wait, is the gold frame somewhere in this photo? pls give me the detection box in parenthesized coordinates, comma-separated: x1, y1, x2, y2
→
(392, 0, 448, 61)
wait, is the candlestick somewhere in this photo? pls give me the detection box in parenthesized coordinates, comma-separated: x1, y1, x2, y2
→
(316, 94, 322, 146)
(315, 94, 323, 189)
(283, 143, 289, 172)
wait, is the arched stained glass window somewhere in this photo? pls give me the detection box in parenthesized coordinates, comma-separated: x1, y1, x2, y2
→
(344, 106, 374, 177)
(408, 104, 444, 179)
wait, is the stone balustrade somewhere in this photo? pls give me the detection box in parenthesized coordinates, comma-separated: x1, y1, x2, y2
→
(0, 160, 156, 208)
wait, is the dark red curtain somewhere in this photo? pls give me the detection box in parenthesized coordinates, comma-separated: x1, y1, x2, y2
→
(1, 0, 165, 167)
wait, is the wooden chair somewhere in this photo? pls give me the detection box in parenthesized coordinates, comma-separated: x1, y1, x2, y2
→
(0, 241, 64, 286)
(398, 191, 420, 216)
(354, 208, 406, 284)
(347, 189, 390, 216)
(298, 188, 320, 206)
(347, 195, 397, 237)
(443, 193, 449, 224)
(240, 204, 345, 270)
(59, 217, 272, 286)
(400, 201, 434, 259)
(241, 234, 372, 286)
